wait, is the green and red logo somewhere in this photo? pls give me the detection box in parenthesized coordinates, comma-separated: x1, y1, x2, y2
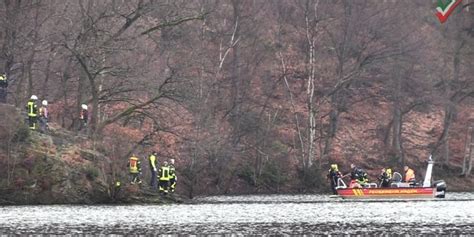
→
(435, 0, 463, 23)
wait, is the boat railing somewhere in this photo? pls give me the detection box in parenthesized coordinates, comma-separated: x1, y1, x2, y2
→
(391, 182, 411, 188)
(336, 179, 347, 189)
(363, 183, 378, 188)
(337, 179, 379, 189)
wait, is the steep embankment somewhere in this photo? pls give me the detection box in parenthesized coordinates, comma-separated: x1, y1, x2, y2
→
(0, 104, 181, 205)
(331, 99, 474, 192)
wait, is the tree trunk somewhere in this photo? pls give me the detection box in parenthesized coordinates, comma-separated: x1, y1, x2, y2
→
(436, 15, 465, 164)
(3, 0, 20, 104)
(41, 55, 52, 99)
(323, 98, 339, 161)
(26, 55, 34, 98)
(392, 104, 404, 164)
(280, 52, 306, 169)
(229, 0, 241, 141)
(304, 1, 318, 168)
(462, 125, 473, 176)
(468, 146, 474, 176)
(74, 68, 85, 130)
(436, 101, 455, 163)
(392, 57, 404, 164)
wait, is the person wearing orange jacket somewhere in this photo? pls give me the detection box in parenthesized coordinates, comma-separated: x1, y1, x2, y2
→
(404, 165, 416, 185)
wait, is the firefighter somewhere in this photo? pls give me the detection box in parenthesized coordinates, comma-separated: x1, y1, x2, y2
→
(378, 168, 392, 188)
(158, 161, 170, 194)
(27, 95, 38, 130)
(0, 73, 7, 103)
(79, 104, 88, 131)
(128, 154, 142, 184)
(148, 151, 158, 189)
(327, 164, 343, 194)
(347, 164, 369, 188)
(169, 159, 177, 193)
(0, 73, 7, 88)
(38, 100, 49, 133)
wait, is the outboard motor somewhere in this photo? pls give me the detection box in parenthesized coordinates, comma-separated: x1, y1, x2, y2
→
(433, 180, 447, 198)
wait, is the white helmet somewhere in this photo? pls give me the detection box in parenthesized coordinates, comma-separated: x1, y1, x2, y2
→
(170, 159, 175, 164)
(30, 95, 38, 100)
(81, 104, 88, 110)
(42, 100, 48, 106)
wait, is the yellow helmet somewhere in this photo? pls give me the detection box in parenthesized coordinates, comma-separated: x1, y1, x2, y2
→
(331, 164, 338, 171)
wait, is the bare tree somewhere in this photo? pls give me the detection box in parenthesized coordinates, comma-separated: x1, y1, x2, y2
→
(431, 5, 474, 164)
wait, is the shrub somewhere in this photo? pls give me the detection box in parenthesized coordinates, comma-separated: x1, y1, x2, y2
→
(12, 123, 30, 143)
(260, 161, 288, 192)
(297, 165, 326, 192)
(237, 165, 256, 186)
(83, 165, 99, 181)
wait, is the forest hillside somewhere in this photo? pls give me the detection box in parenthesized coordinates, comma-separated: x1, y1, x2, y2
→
(0, 103, 185, 204)
(0, 0, 473, 199)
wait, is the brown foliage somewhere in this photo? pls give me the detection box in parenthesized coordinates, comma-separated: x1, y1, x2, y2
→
(0, 1, 473, 195)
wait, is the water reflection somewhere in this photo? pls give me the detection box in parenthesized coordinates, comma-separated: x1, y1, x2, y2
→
(0, 193, 473, 235)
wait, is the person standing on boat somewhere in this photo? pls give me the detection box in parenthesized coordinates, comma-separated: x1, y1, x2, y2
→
(347, 164, 359, 188)
(378, 168, 392, 187)
(404, 165, 416, 185)
(347, 164, 369, 188)
(327, 164, 343, 194)
(356, 169, 369, 186)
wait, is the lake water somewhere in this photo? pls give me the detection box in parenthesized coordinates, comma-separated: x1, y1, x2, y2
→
(1, 193, 473, 235)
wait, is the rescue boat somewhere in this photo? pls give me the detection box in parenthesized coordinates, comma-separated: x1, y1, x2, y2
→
(335, 156, 447, 199)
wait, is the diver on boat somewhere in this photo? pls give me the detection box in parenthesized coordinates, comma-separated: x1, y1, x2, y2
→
(378, 168, 392, 187)
(327, 164, 343, 194)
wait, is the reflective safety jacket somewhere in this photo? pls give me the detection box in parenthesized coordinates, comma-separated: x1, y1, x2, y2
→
(129, 156, 141, 173)
(149, 154, 157, 170)
(405, 168, 415, 182)
(27, 100, 38, 117)
(159, 165, 170, 181)
(386, 168, 392, 179)
(169, 164, 176, 179)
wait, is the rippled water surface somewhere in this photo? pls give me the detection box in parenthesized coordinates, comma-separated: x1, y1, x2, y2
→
(1, 193, 474, 235)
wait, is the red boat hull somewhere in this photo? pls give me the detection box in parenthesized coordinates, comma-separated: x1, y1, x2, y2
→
(336, 187, 436, 199)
